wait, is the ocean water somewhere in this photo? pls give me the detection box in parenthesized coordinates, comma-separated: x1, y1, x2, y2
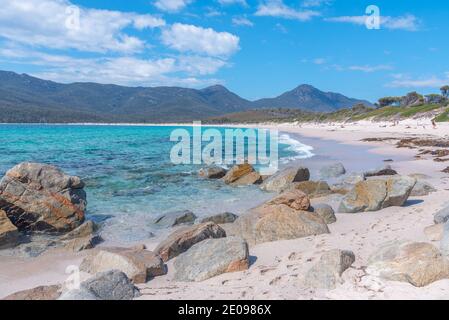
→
(0, 125, 314, 243)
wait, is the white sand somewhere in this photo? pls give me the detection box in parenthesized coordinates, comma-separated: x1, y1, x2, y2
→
(2, 119, 449, 300)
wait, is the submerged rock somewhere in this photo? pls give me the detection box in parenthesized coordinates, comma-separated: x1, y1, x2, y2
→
(367, 241, 449, 287)
(260, 166, 310, 192)
(80, 247, 166, 284)
(0, 209, 19, 249)
(200, 212, 238, 224)
(339, 176, 416, 213)
(304, 249, 355, 289)
(174, 237, 249, 282)
(319, 163, 346, 179)
(155, 222, 226, 262)
(3, 285, 61, 300)
(154, 210, 197, 227)
(198, 166, 227, 179)
(0, 162, 86, 233)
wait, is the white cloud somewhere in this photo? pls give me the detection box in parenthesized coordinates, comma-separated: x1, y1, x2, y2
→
(348, 65, 392, 73)
(255, 0, 320, 21)
(232, 17, 254, 27)
(387, 73, 449, 88)
(326, 14, 419, 31)
(161, 23, 240, 57)
(154, 0, 193, 12)
(312, 58, 326, 65)
(0, 0, 165, 53)
(218, 0, 248, 6)
(301, 0, 332, 8)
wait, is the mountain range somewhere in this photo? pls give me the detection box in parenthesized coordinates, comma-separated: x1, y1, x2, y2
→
(0, 70, 372, 123)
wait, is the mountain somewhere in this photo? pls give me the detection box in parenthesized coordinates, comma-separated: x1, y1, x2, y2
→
(0, 70, 372, 123)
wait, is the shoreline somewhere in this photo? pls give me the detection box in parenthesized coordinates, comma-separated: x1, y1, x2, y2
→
(1, 122, 449, 299)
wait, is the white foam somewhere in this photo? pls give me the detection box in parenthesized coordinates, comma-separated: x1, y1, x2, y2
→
(279, 133, 315, 163)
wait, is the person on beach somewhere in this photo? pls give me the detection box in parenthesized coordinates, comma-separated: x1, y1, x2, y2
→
(432, 119, 437, 129)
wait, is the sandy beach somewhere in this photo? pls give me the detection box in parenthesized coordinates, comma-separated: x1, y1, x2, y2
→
(1, 120, 449, 300)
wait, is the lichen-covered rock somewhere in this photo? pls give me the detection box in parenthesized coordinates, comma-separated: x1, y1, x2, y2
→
(339, 176, 416, 213)
(292, 181, 332, 198)
(0, 209, 19, 249)
(198, 166, 227, 179)
(260, 166, 310, 192)
(174, 237, 249, 282)
(155, 222, 226, 261)
(267, 189, 310, 211)
(200, 212, 238, 224)
(3, 285, 61, 300)
(80, 247, 166, 283)
(312, 204, 336, 224)
(367, 241, 449, 287)
(304, 249, 355, 289)
(319, 163, 346, 178)
(0, 162, 86, 233)
(154, 210, 197, 227)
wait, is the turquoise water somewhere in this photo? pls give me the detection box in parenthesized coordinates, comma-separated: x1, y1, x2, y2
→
(0, 125, 313, 243)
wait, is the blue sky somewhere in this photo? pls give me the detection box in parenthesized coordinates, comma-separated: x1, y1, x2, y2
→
(0, 0, 448, 102)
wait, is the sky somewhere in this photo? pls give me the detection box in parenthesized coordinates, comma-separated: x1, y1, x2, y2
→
(0, 0, 448, 102)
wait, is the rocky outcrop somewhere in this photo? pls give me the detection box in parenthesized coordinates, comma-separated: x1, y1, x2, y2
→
(260, 166, 310, 192)
(174, 237, 249, 282)
(434, 206, 449, 224)
(223, 164, 262, 186)
(60, 270, 140, 300)
(80, 247, 166, 284)
(304, 249, 355, 289)
(198, 166, 227, 179)
(267, 189, 310, 211)
(0, 209, 19, 249)
(154, 210, 197, 227)
(0, 162, 86, 233)
(292, 181, 332, 198)
(200, 212, 238, 224)
(312, 204, 336, 224)
(3, 285, 61, 300)
(155, 222, 226, 262)
(410, 180, 436, 197)
(319, 163, 346, 178)
(367, 241, 449, 287)
(339, 176, 416, 213)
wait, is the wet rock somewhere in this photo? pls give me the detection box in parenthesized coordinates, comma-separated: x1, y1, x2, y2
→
(0, 209, 19, 249)
(0, 162, 86, 233)
(3, 285, 61, 300)
(312, 204, 336, 224)
(198, 166, 227, 179)
(304, 249, 355, 289)
(367, 241, 449, 287)
(319, 163, 346, 179)
(80, 247, 166, 283)
(200, 212, 238, 224)
(63, 234, 102, 252)
(154, 210, 197, 227)
(60, 220, 98, 241)
(260, 166, 310, 192)
(174, 237, 249, 282)
(155, 222, 226, 262)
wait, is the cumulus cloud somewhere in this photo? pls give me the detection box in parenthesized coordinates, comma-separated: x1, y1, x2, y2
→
(387, 73, 449, 88)
(0, 0, 165, 53)
(326, 14, 419, 31)
(255, 0, 320, 21)
(154, 0, 193, 12)
(161, 23, 240, 57)
(232, 17, 254, 27)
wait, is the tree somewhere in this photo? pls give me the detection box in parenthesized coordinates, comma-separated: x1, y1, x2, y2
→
(378, 96, 401, 108)
(401, 91, 424, 107)
(425, 94, 444, 104)
(441, 85, 449, 99)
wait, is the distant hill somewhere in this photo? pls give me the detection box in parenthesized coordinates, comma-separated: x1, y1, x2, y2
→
(0, 70, 372, 123)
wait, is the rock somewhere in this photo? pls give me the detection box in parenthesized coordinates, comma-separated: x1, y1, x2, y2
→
(312, 204, 336, 224)
(410, 180, 436, 197)
(267, 189, 310, 211)
(339, 176, 416, 213)
(234, 204, 329, 245)
(174, 237, 249, 282)
(155, 222, 226, 262)
(291, 181, 332, 198)
(3, 285, 61, 300)
(0, 209, 19, 249)
(223, 164, 261, 186)
(198, 166, 227, 179)
(367, 241, 449, 287)
(80, 247, 166, 284)
(304, 249, 355, 289)
(424, 224, 444, 242)
(60, 220, 98, 241)
(154, 210, 197, 227)
(200, 212, 238, 224)
(364, 165, 398, 178)
(434, 205, 449, 224)
(260, 166, 310, 192)
(63, 234, 102, 252)
(319, 163, 346, 178)
(441, 222, 449, 256)
(0, 162, 86, 233)
(60, 270, 140, 300)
